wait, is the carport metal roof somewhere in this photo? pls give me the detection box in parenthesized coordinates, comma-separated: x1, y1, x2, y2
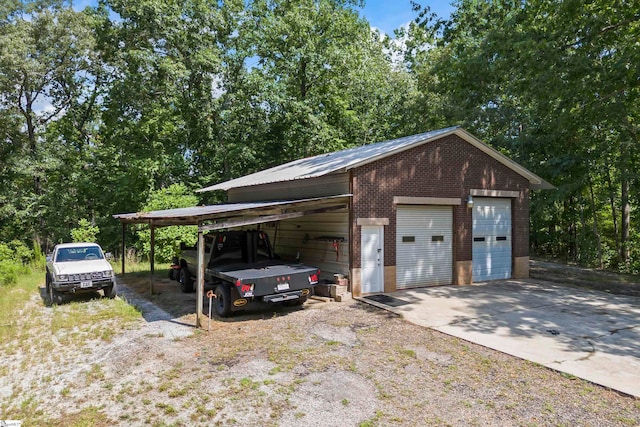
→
(113, 194, 352, 228)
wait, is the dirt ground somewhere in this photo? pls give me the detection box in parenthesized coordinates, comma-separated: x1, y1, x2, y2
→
(1, 266, 639, 426)
(530, 260, 640, 297)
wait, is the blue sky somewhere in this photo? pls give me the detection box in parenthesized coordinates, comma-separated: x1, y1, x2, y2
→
(359, 0, 455, 35)
(72, 1, 455, 37)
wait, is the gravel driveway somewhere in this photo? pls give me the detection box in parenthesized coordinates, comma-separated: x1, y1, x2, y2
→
(1, 274, 639, 426)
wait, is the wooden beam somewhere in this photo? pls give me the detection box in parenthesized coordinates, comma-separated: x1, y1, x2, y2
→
(196, 228, 205, 328)
(199, 204, 347, 232)
(150, 223, 155, 295)
(121, 223, 126, 275)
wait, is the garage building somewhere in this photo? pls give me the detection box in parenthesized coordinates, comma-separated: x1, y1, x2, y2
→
(195, 126, 552, 296)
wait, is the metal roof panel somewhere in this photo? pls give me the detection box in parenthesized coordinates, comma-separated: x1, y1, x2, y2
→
(198, 127, 460, 192)
(113, 195, 352, 226)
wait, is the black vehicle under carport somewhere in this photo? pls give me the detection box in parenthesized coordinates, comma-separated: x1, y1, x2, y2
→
(171, 229, 321, 317)
(113, 194, 350, 327)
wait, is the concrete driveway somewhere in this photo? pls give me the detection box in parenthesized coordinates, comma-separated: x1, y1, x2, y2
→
(360, 279, 640, 397)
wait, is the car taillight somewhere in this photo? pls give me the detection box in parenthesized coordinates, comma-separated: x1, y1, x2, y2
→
(308, 272, 319, 284)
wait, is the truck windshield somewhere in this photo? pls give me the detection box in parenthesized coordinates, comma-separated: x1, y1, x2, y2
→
(56, 246, 104, 262)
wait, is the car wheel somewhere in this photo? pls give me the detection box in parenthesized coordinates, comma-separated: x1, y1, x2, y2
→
(179, 268, 194, 293)
(45, 274, 52, 305)
(50, 285, 63, 305)
(104, 283, 117, 299)
(214, 284, 232, 317)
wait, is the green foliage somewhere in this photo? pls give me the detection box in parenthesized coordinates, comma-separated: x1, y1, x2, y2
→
(0, 262, 21, 287)
(0, 1, 103, 245)
(32, 240, 46, 269)
(70, 219, 100, 243)
(0, 240, 35, 286)
(1, 0, 639, 273)
(135, 184, 198, 262)
(419, 0, 640, 270)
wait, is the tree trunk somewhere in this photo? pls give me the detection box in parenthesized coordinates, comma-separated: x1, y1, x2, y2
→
(588, 177, 603, 269)
(605, 167, 620, 260)
(621, 174, 630, 268)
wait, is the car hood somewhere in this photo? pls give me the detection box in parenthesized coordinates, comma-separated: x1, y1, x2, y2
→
(54, 259, 113, 275)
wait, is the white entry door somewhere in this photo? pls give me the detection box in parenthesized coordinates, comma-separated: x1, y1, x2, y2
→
(361, 226, 384, 294)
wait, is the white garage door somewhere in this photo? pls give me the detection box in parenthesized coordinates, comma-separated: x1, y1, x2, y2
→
(472, 198, 512, 281)
(396, 205, 453, 289)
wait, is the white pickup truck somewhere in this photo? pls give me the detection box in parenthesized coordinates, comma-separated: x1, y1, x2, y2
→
(45, 242, 117, 304)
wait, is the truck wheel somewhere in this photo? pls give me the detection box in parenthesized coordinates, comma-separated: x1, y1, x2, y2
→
(214, 284, 232, 317)
(104, 283, 117, 299)
(179, 268, 194, 293)
(168, 269, 175, 281)
(49, 285, 63, 305)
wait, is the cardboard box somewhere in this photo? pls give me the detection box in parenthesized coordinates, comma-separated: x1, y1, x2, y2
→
(330, 284, 348, 298)
(336, 292, 352, 302)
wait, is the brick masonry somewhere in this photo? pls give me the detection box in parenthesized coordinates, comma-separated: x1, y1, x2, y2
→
(350, 134, 530, 287)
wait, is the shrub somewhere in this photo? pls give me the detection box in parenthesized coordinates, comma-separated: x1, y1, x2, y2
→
(32, 241, 46, 269)
(0, 261, 21, 286)
(0, 240, 40, 286)
(0, 243, 12, 262)
(135, 184, 198, 262)
(71, 219, 100, 243)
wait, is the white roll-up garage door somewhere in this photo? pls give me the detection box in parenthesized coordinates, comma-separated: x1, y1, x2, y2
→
(396, 205, 453, 288)
(472, 198, 512, 281)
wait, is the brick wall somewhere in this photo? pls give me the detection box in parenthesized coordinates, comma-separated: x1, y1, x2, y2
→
(351, 134, 530, 269)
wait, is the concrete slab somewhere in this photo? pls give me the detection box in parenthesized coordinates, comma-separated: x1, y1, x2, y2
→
(359, 279, 640, 397)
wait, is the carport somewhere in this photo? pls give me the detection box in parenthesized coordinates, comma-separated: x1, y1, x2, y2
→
(113, 194, 350, 327)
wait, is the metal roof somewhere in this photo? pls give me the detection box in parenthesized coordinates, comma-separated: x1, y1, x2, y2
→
(113, 194, 351, 227)
(198, 126, 553, 192)
(198, 127, 459, 192)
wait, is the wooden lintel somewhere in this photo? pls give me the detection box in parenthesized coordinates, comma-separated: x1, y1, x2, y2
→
(469, 189, 520, 198)
(199, 204, 347, 232)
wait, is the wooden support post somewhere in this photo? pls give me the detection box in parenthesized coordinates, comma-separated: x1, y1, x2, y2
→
(150, 222, 155, 295)
(196, 227, 205, 328)
(121, 223, 126, 275)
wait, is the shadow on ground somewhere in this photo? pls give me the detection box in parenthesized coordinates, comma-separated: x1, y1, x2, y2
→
(38, 286, 108, 306)
(119, 272, 311, 324)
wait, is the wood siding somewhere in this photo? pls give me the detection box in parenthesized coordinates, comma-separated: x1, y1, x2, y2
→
(261, 210, 350, 281)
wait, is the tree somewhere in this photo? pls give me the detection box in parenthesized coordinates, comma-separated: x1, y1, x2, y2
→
(412, 0, 640, 270)
(70, 219, 100, 243)
(135, 184, 198, 262)
(237, 0, 414, 170)
(0, 1, 102, 245)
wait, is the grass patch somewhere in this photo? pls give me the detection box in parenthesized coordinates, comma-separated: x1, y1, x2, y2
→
(398, 348, 416, 359)
(156, 402, 177, 415)
(49, 405, 113, 427)
(49, 298, 141, 347)
(1, 264, 141, 359)
(0, 267, 44, 343)
(114, 261, 172, 275)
